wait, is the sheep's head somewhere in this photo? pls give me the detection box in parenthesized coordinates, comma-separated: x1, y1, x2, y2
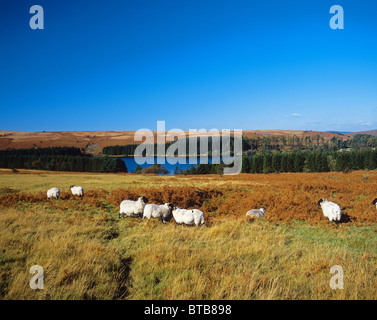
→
(163, 203, 174, 221)
(317, 198, 327, 207)
(139, 196, 148, 203)
(260, 207, 266, 213)
(372, 198, 377, 205)
(165, 203, 174, 211)
(69, 185, 75, 189)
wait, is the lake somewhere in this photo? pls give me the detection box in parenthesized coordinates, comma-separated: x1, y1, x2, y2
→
(122, 156, 224, 174)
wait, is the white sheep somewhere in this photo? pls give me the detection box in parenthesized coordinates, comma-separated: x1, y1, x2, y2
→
(70, 185, 84, 197)
(143, 203, 174, 223)
(372, 198, 377, 209)
(47, 187, 60, 200)
(172, 207, 205, 227)
(318, 198, 342, 222)
(119, 196, 148, 218)
(246, 207, 266, 218)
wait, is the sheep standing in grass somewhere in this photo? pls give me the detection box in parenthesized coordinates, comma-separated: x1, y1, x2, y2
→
(47, 187, 60, 200)
(119, 196, 148, 219)
(143, 203, 174, 223)
(172, 207, 205, 227)
(246, 208, 266, 218)
(318, 199, 342, 222)
(70, 185, 84, 197)
(372, 198, 377, 209)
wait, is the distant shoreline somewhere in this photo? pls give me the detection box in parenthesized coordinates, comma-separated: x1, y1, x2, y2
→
(103, 154, 218, 158)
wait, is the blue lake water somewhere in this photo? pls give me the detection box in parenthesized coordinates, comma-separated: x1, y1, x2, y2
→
(122, 156, 222, 174)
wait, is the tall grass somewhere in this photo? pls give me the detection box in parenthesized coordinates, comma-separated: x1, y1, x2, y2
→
(0, 206, 128, 299)
(1, 170, 377, 299)
(118, 217, 377, 300)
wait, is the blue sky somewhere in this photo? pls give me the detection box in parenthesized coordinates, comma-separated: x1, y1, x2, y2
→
(1, 0, 376, 132)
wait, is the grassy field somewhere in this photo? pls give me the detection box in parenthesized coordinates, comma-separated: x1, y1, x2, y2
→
(1, 169, 377, 299)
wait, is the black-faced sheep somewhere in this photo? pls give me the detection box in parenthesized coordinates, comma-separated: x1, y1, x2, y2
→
(246, 207, 266, 218)
(70, 185, 84, 197)
(47, 187, 60, 200)
(119, 196, 148, 218)
(172, 207, 205, 226)
(143, 203, 174, 223)
(318, 198, 342, 222)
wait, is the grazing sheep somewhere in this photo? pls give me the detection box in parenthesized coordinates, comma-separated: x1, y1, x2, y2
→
(47, 187, 60, 200)
(318, 198, 342, 222)
(143, 203, 174, 223)
(70, 185, 84, 197)
(172, 207, 205, 227)
(246, 208, 266, 218)
(372, 198, 377, 209)
(119, 196, 148, 218)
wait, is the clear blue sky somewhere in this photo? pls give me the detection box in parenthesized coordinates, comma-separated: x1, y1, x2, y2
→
(1, 0, 376, 132)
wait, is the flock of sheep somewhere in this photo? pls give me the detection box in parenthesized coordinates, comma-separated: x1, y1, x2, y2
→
(47, 186, 377, 225)
(47, 187, 205, 226)
(119, 196, 205, 226)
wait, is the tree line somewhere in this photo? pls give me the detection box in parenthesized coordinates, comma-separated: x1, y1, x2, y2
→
(0, 147, 127, 173)
(174, 162, 227, 176)
(243, 134, 377, 153)
(102, 136, 238, 156)
(102, 134, 377, 156)
(171, 149, 377, 175)
(241, 149, 377, 174)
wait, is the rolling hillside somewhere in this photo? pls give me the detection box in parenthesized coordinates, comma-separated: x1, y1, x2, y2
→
(0, 129, 352, 155)
(348, 129, 377, 137)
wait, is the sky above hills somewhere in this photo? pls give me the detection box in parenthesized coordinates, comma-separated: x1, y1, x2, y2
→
(1, 0, 377, 132)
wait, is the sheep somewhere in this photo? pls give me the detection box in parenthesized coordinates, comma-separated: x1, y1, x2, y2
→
(172, 207, 205, 227)
(47, 187, 60, 200)
(246, 207, 266, 218)
(372, 198, 377, 209)
(119, 196, 148, 219)
(143, 203, 174, 223)
(318, 198, 342, 222)
(70, 185, 84, 197)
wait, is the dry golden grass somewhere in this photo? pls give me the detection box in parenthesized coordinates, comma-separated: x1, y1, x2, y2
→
(0, 206, 127, 300)
(119, 217, 377, 300)
(1, 170, 377, 300)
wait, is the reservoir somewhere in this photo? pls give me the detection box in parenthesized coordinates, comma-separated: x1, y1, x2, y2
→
(121, 156, 225, 175)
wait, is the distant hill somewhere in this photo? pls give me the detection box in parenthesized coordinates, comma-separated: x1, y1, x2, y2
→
(348, 129, 377, 137)
(242, 130, 351, 140)
(0, 129, 351, 155)
(326, 131, 352, 135)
